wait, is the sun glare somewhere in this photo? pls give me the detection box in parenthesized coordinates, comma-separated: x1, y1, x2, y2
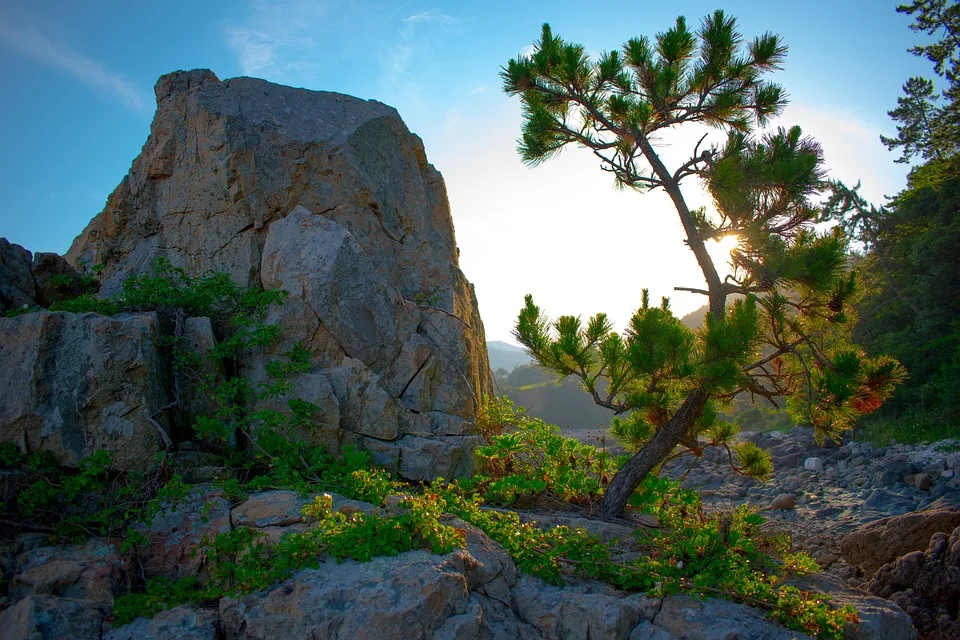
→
(707, 235, 741, 278)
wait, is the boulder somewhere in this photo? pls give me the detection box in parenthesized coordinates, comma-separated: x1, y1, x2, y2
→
(788, 573, 917, 640)
(0, 311, 170, 470)
(511, 575, 645, 639)
(867, 525, 960, 640)
(31, 252, 90, 307)
(218, 552, 471, 640)
(0, 238, 37, 312)
(65, 69, 492, 480)
(10, 538, 128, 604)
(0, 594, 107, 640)
(648, 594, 813, 640)
(840, 496, 960, 577)
(105, 605, 219, 640)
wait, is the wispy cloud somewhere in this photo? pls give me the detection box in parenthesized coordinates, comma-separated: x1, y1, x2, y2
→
(0, 19, 146, 112)
(403, 9, 459, 28)
(225, 0, 327, 78)
(380, 7, 462, 101)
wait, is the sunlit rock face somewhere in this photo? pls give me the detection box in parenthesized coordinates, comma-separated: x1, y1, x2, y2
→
(66, 69, 492, 479)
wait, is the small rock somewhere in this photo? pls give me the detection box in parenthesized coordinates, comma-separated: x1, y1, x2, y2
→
(769, 494, 796, 510)
(915, 473, 934, 491)
(804, 457, 823, 472)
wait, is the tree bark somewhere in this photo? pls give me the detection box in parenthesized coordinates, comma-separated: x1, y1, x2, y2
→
(599, 386, 710, 517)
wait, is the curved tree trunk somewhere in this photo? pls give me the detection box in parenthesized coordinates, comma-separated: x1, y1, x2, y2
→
(599, 386, 711, 517)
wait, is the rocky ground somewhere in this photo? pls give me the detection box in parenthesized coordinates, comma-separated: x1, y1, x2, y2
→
(660, 427, 960, 583)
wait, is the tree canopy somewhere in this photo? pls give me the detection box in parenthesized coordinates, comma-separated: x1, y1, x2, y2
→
(881, 0, 960, 161)
(502, 12, 904, 516)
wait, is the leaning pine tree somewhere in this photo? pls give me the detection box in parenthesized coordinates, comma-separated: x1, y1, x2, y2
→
(501, 11, 906, 517)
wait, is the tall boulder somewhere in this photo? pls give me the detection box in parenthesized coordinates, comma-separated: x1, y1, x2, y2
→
(65, 69, 491, 480)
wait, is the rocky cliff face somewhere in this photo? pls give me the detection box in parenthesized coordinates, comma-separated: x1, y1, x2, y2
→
(61, 69, 491, 478)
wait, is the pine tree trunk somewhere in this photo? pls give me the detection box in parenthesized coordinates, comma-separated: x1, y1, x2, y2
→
(599, 386, 710, 518)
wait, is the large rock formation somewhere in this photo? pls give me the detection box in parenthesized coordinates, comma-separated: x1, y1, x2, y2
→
(61, 69, 491, 479)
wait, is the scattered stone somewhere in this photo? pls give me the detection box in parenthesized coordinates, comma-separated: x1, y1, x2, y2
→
(804, 457, 824, 472)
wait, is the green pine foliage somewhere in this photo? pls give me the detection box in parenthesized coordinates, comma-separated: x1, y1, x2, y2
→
(501, 13, 905, 515)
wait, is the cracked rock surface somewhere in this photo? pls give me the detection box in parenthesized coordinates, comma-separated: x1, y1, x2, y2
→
(52, 69, 490, 480)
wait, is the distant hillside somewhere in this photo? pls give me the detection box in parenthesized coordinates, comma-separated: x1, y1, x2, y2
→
(487, 340, 533, 373)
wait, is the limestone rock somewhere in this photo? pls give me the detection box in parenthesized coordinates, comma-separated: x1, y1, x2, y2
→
(0, 311, 170, 470)
(218, 552, 470, 640)
(104, 605, 219, 640)
(64, 70, 492, 479)
(840, 496, 960, 577)
(0, 238, 37, 312)
(867, 525, 960, 640)
(0, 594, 107, 640)
(10, 539, 128, 604)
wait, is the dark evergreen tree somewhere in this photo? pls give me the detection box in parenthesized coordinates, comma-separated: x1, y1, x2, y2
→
(881, 0, 960, 161)
(501, 13, 904, 516)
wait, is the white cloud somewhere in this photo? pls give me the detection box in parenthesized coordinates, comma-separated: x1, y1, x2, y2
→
(403, 9, 459, 28)
(0, 19, 146, 112)
(225, 0, 327, 78)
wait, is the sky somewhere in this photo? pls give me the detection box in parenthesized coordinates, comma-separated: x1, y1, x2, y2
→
(0, 0, 935, 344)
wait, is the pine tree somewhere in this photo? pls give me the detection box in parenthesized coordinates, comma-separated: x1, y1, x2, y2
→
(881, 0, 960, 161)
(501, 12, 905, 517)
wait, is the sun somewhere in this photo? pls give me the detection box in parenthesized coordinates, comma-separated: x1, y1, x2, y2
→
(708, 234, 741, 263)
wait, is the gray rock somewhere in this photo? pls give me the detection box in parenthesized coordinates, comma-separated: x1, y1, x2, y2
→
(915, 473, 934, 491)
(105, 605, 219, 640)
(651, 594, 812, 639)
(0, 594, 107, 640)
(138, 485, 231, 581)
(804, 457, 824, 472)
(31, 252, 89, 307)
(11, 538, 127, 604)
(512, 575, 643, 639)
(0, 311, 170, 470)
(64, 70, 493, 478)
(0, 237, 37, 312)
(219, 552, 470, 640)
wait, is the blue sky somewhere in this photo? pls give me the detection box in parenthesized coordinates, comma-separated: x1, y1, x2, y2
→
(0, 1, 934, 341)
